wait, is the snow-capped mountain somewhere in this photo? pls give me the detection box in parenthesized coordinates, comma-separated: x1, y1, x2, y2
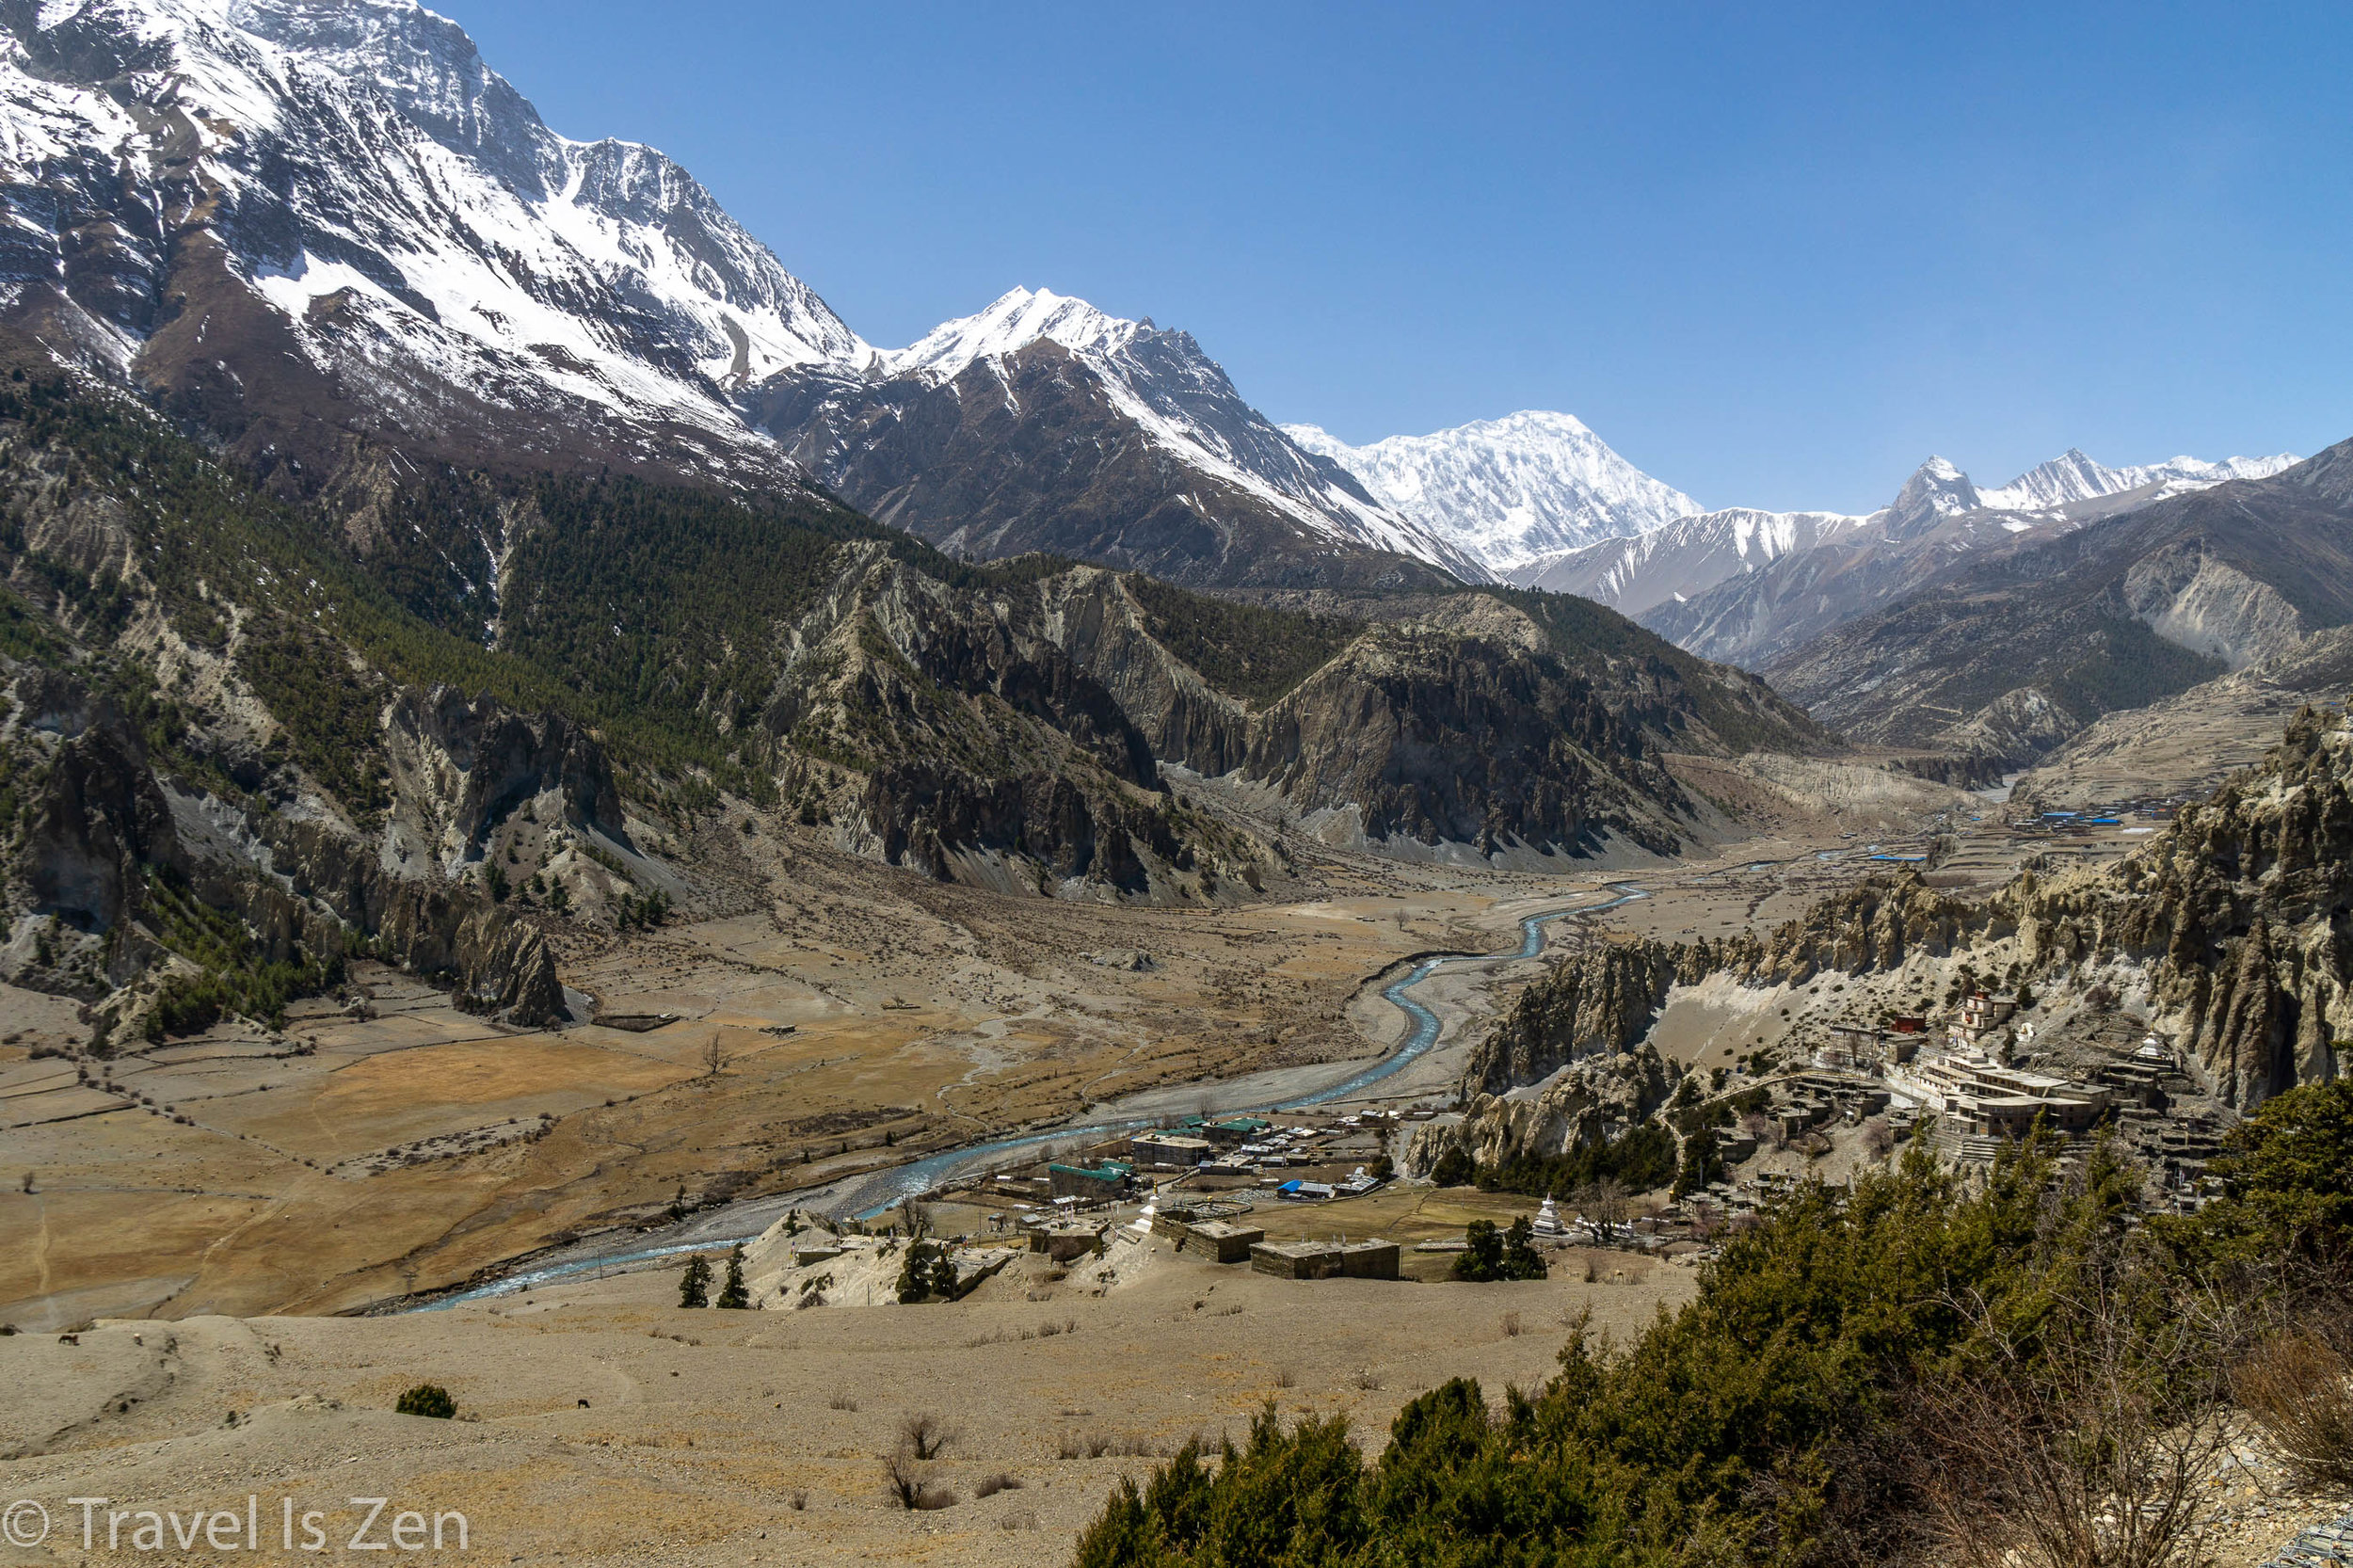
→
(0, 0, 1469, 590)
(1515, 444, 2301, 632)
(1882, 456, 1984, 534)
(0, 0, 877, 482)
(744, 287, 1489, 588)
(1976, 449, 2299, 512)
(1284, 411, 1700, 574)
(877, 286, 1131, 383)
(1639, 449, 2304, 669)
(1513, 506, 1864, 616)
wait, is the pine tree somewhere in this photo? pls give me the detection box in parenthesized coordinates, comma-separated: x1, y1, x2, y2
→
(1499, 1215, 1548, 1280)
(678, 1254, 712, 1308)
(715, 1244, 749, 1308)
(1450, 1220, 1505, 1282)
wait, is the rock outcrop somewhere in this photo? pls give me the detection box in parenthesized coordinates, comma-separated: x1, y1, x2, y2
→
(1036, 575, 1821, 864)
(385, 688, 627, 865)
(0, 665, 574, 1029)
(1462, 709, 2353, 1115)
(1994, 708, 2353, 1104)
(1462, 872, 1979, 1096)
(1410, 1048, 1675, 1176)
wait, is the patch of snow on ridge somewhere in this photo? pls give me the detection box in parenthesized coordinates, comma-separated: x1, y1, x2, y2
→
(1513, 505, 1865, 615)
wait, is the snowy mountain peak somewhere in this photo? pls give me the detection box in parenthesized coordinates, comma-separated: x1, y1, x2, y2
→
(0, 0, 872, 477)
(1283, 411, 1700, 574)
(1976, 448, 2302, 512)
(805, 285, 1486, 582)
(879, 286, 1143, 384)
(1884, 456, 1984, 534)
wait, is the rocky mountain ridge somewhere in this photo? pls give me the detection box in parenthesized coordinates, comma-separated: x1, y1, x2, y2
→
(1638, 450, 2302, 670)
(0, 368, 1819, 1044)
(0, 2, 1481, 593)
(1766, 439, 2353, 767)
(744, 290, 1482, 590)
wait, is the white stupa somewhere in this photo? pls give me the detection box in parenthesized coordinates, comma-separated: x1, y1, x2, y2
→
(1532, 1192, 1564, 1239)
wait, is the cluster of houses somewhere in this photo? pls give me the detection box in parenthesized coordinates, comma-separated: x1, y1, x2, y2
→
(1817, 991, 2113, 1149)
(1801, 985, 2229, 1207)
(952, 1108, 1416, 1230)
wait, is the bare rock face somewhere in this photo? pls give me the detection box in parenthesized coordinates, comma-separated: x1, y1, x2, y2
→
(2121, 543, 2307, 670)
(18, 695, 182, 940)
(2003, 708, 2353, 1104)
(451, 907, 564, 1026)
(1245, 616, 1691, 856)
(0, 665, 577, 1030)
(1408, 1048, 1673, 1176)
(1037, 581, 1819, 864)
(1032, 570, 1251, 776)
(858, 762, 1164, 894)
(1465, 942, 1689, 1096)
(385, 687, 627, 865)
(772, 552, 1270, 903)
(1460, 871, 1979, 1097)
(1462, 709, 2353, 1115)
(1744, 872, 1980, 984)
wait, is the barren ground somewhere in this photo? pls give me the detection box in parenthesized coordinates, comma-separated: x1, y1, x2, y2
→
(11, 755, 2318, 1568)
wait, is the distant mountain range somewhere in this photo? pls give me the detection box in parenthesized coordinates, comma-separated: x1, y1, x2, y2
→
(0, 0, 2332, 803)
(1763, 440, 2353, 767)
(0, 0, 1481, 591)
(1505, 449, 2296, 625)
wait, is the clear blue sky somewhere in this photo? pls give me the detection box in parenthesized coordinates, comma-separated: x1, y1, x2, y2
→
(452, 1, 2351, 514)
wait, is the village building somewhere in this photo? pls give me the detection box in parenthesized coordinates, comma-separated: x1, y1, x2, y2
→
(1947, 991, 2021, 1052)
(1818, 1023, 1919, 1072)
(1901, 1050, 2109, 1142)
(1027, 1219, 1112, 1261)
(1166, 1218, 1265, 1263)
(1248, 1238, 1401, 1280)
(1048, 1160, 1133, 1203)
(1197, 1116, 1274, 1147)
(1128, 1132, 1214, 1169)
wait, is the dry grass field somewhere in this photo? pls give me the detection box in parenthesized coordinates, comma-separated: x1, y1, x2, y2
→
(1, 824, 1586, 1325)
